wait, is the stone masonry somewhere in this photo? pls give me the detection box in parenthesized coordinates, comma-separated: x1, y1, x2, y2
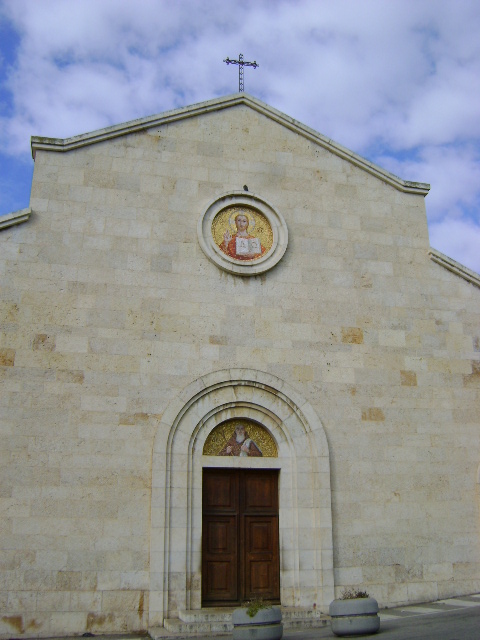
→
(1, 94, 479, 638)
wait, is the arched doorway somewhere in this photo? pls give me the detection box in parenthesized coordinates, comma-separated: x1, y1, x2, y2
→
(149, 369, 334, 627)
(201, 419, 280, 606)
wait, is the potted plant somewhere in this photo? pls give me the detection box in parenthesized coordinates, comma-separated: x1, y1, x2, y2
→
(233, 597, 283, 640)
(329, 588, 380, 637)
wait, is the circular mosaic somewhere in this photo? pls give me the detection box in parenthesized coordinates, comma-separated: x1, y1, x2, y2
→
(197, 192, 288, 276)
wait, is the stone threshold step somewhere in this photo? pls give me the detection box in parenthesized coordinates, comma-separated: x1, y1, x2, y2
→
(178, 608, 234, 623)
(156, 607, 330, 638)
(164, 618, 232, 634)
(150, 623, 230, 639)
(177, 606, 327, 623)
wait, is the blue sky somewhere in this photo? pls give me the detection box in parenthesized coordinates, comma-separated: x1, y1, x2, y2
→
(1, 0, 479, 272)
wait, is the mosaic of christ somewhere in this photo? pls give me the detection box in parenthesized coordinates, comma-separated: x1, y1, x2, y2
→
(212, 206, 273, 262)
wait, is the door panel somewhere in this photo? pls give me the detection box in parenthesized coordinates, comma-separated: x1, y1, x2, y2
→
(202, 471, 238, 603)
(202, 469, 279, 606)
(244, 472, 278, 512)
(205, 559, 236, 599)
(203, 468, 238, 511)
(203, 515, 237, 601)
(244, 516, 279, 599)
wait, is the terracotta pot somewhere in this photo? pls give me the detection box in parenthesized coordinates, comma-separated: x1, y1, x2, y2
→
(233, 606, 283, 640)
(329, 597, 380, 636)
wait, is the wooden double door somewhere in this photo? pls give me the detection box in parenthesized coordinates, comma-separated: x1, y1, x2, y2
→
(202, 468, 280, 606)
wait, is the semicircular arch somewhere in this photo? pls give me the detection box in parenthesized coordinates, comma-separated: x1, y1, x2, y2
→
(149, 368, 333, 626)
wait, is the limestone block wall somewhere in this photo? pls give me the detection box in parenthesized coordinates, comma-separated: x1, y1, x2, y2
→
(328, 260, 480, 606)
(1, 103, 479, 637)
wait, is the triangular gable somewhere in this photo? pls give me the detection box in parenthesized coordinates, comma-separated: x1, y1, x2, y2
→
(31, 92, 429, 196)
(22, 93, 480, 285)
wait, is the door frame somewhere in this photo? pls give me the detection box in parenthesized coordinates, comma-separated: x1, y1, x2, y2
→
(149, 369, 334, 626)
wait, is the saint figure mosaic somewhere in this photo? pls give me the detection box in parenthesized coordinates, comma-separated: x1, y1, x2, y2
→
(203, 420, 278, 457)
(212, 206, 273, 262)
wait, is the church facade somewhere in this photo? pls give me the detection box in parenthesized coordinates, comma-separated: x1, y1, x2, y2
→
(1, 93, 479, 637)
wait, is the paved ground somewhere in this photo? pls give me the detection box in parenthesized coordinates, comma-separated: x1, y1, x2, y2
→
(27, 593, 480, 640)
(378, 593, 480, 621)
(286, 609, 480, 639)
(281, 593, 480, 639)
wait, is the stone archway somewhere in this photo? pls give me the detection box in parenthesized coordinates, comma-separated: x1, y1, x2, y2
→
(149, 369, 334, 627)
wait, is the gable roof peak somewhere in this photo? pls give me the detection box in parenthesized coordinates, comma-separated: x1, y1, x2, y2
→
(30, 92, 429, 196)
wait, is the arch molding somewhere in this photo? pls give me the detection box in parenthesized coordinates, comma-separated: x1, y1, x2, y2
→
(149, 368, 334, 626)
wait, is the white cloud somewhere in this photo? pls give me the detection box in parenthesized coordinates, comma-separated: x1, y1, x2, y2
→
(376, 143, 480, 273)
(377, 144, 480, 220)
(430, 217, 480, 273)
(3, 0, 480, 153)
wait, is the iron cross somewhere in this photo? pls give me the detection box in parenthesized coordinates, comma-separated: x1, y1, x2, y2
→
(224, 53, 259, 92)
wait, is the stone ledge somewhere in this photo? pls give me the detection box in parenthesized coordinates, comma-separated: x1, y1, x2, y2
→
(0, 207, 31, 230)
(429, 247, 480, 288)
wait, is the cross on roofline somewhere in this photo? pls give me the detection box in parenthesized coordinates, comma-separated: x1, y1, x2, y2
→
(224, 53, 259, 92)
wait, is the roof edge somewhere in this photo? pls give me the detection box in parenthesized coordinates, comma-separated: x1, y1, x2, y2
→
(31, 93, 430, 196)
(429, 247, 480, 288)
(0, 207, 32, 231)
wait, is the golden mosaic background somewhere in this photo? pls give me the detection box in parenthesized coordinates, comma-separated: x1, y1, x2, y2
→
(203, 420, 278, 457)
(211, 206, 274, 255)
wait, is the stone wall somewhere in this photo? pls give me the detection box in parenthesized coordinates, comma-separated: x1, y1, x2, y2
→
(1, 101, 479, 637)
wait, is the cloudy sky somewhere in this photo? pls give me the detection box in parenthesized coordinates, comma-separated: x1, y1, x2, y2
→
(1, 0, 479, 272)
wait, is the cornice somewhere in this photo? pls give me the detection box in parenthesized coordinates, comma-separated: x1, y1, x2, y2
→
(31, 93, 430, 196)
(0, 207, 32, 231)
(429, 248, 480, 288)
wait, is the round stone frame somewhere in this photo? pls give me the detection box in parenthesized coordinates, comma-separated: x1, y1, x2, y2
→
(197, 191, 288, 276)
